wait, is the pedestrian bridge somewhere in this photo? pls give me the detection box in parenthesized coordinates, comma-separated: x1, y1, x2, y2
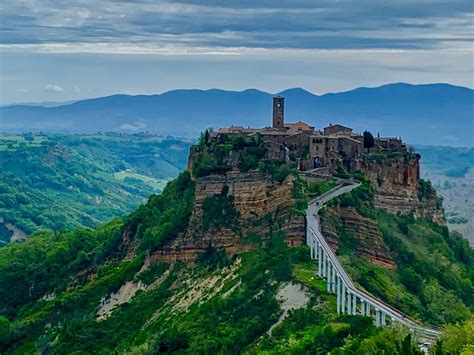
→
(306, 182, 441, 344)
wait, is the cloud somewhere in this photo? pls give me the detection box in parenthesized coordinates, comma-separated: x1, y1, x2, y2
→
(0, 1, 472, 52)
(44, 84, 65, 93)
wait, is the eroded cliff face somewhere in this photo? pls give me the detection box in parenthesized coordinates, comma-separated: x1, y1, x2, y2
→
(154, 170, 305, 261)
(361, 156, 444, 224)
(321, 206, 396, 270)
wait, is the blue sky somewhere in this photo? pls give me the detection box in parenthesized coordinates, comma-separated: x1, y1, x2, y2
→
(0, 0, 473, 104)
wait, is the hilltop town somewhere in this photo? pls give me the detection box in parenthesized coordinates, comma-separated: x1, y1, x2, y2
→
(205, 96, 410, 174)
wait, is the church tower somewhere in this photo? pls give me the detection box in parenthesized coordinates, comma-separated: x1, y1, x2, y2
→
(272, 96, 284, 129)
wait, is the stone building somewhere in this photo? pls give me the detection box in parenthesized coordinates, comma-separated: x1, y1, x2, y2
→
(323, 124, 353, 136)
(209, 95, 408, 173)
(375, 137, 405, 152)
(309, 133, 363, 170)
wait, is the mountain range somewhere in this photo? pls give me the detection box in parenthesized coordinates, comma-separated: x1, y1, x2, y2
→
(1, 83, 473, 146)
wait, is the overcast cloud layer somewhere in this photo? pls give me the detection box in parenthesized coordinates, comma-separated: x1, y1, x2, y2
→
(0, 0, 473, 104)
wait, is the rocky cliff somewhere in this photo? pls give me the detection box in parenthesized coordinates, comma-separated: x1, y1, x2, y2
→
(154, 170, 305, 261)
(321, 206, 396, 269)
(361, 155, 444, 224)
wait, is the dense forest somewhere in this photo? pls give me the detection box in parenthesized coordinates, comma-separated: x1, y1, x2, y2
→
(0, 169, 472, 353)
(0, 133, 191, 246)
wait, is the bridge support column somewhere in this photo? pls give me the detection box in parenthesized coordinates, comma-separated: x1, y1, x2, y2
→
(352, 293, 357, 315)
(326, 263, 331, 292)
(346, 291, 352, 314)
(331, 264, 336, 293)
(381, 312, 386, 326)
(336, 276, 341, 313)
(317, 246, 322, 277)
(341, 283, 346, 315)
(360, 300, 365, 316)
(366, 303, 371, 317)
(322, 252, 327, 278)
(375, 309, 381, 327)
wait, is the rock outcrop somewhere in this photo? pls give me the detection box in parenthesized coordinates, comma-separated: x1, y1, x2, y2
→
(321, 206, 396, 269)
(361, 156, 444, 224)
(155, 170, 305, 261)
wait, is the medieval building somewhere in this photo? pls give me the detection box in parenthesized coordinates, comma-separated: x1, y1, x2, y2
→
(211, 96, 409, 173)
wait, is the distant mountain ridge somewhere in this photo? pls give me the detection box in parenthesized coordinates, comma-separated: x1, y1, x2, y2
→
(1, 83, 473, 146)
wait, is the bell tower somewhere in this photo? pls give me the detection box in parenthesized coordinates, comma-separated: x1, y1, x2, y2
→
(272, 96, 284, 129)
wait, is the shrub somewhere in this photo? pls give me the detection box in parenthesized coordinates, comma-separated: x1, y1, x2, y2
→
(258, 160, 292, 183)
(196, 245, 231, 270)
(202, 186, 240, 232)
(418, 179, 435, 200)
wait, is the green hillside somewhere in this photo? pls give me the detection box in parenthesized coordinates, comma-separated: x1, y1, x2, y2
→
(0, 172, 472, 354)
(0, 133, 191, 246)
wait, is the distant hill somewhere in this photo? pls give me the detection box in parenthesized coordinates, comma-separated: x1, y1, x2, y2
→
(1, 83, 473, 146)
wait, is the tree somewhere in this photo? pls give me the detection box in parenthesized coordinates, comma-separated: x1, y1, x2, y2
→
(363, 131, 375, 152)
(0, 316, 11, 345)
(441, 317, 474, 354)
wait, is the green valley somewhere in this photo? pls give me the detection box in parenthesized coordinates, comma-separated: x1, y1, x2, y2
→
(0, 133, 191, 246)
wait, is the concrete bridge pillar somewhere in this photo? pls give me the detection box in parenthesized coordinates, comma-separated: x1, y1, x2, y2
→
(375, 309, 381, 327)
(346, 290, 352, 314)
(341, 283, 346, 315)
(322, 251, 327, 277)
(336, 276, 341, 313)
(317, 246, 322, 277)
(331, 264, 336, 293)
(326, 262, 331, 292)
(352, 293, 357, 315)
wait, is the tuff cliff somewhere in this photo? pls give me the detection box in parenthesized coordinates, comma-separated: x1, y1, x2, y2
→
(361, 155, 445, 224)
(321, 206, 396, 270)
(153, 139, 444, 262)
(154, 170, 305, 261)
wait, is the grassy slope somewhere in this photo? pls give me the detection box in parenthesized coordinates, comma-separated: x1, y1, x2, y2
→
(0, 133, 191, 240)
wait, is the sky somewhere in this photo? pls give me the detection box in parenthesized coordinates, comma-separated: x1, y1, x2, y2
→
(0, 0, 473, 105)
